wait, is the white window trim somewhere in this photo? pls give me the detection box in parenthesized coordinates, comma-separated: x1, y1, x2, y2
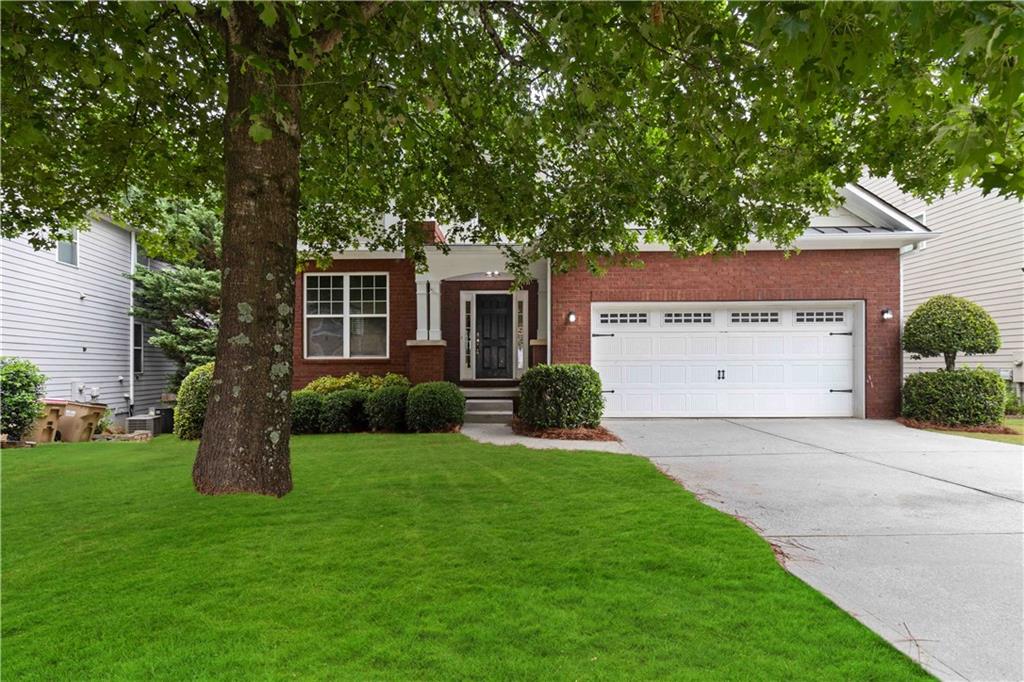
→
(303, 272, 390, 360)
(55, 228, 79, 267)
(133, 322, 145, 374)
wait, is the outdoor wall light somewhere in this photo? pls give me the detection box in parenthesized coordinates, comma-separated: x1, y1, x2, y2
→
(881, 308, 894, 321)
(567, 311, 577, 323)
(485, 270, 501, 277)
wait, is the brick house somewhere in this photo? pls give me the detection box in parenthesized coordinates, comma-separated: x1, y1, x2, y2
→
(293, 184, 930, 419)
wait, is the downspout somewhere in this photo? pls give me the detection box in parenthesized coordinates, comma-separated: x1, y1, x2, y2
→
(128, 230, 136, 416)
(546, 258, 552, 364)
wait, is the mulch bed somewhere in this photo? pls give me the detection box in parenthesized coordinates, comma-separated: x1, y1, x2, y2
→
(898, 417, 1021, 435)
(510, 417, 620, 442)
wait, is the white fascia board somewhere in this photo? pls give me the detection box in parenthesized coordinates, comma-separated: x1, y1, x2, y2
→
(839, 184, 931, 233)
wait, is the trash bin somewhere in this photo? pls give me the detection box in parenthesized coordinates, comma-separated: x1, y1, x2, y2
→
(28, 400, 68, 443)
(157, 407, 175, 434)
(55, 401, 107, 443)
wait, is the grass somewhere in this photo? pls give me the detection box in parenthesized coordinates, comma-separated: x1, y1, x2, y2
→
(927, 417, 1024, 445)
(2, 434, 929, 681)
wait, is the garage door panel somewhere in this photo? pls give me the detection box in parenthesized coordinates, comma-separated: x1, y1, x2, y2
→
(593, 302, 857, 418)
(755, 336, 786, 355)
(687, 336, 718, 356)
(621, 336, 654, 357)
(726, 336, 754, 355)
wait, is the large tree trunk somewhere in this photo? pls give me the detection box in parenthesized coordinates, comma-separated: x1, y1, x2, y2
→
(193, 5, 303, 497)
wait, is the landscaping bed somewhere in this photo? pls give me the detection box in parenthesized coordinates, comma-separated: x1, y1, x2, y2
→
(510, 416, 619, 441)
(2, 435, 928, 680)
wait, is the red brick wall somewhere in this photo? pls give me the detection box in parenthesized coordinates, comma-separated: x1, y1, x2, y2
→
(292, 258, 417, 389)
(407, 344, 446, 384)
(440, 279, 539, 382)
(550, 250, 902, 418)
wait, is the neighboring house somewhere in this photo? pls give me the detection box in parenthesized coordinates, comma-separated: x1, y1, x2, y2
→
(859, 177, 1024, 398)
(292, 183, 930, 419)
(0, 217, 179, 425)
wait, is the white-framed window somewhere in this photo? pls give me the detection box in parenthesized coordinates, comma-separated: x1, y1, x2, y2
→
(730, 311, 780, 324)
(135, 241, 153, 270)
(304, 273, 389, 359)
(795, 311, 846, 324)
(133, 323, 144, 373)
(599, 312, 648, 325)
(56, 229, 78, 266)
(664, 312, 713, 324)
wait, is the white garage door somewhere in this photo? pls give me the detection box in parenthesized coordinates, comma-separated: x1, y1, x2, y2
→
(592, 303, 858, 417)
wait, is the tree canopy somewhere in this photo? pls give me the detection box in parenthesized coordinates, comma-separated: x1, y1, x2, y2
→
(5, 2, 1023, 268)
(3, 1, 1022, 495)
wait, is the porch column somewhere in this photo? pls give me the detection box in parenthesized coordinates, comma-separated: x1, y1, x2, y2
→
(427, 277, 442, 341)
(414, 276, 429, 341)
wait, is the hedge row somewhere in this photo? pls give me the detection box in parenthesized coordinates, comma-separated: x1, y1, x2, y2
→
(292, 380, 464, 434)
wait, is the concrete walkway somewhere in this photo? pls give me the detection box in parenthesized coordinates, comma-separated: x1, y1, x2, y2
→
(611, 418, 1023, 682)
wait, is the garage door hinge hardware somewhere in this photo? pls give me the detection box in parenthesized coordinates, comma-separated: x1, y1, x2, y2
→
(829, 332, 853, 336)
(591, 333, 615, 337)
(830, 389, 853, 393)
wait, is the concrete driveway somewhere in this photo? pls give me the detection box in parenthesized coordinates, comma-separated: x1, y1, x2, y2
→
(611, 418, 1023, 682)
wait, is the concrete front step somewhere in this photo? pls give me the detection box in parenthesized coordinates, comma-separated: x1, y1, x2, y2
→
(466, 398, 513, 413)
(464, 411, 514, 424)
(460, 387, 520, 399)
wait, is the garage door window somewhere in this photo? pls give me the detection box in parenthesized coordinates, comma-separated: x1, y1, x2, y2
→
(795, 311, 845, 323)
(599, 312, 648, 325)
(664, 312, 713, 324)
(730, 311, 779, 324)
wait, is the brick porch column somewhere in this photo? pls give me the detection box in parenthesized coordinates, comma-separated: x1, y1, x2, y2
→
(406, 340, 446, 384)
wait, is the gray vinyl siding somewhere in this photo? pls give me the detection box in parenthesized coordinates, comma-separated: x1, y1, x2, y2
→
(0, 218, 179, 424)
(860, 177, 1024, 385)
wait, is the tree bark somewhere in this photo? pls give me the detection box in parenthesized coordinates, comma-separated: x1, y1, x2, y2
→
(193, 4, 302, 497)
(944, 352, 957, 371)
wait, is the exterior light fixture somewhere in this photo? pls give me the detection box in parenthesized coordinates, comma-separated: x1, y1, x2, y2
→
(881, 308, 894, 320)
(485, 270, 501, 278)
(567, 311, 577, 323)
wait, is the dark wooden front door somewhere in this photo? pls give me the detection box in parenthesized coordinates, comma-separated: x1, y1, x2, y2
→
(476, 294, 513, 378)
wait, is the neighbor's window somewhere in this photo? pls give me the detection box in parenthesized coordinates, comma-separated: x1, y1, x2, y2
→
(133, 323, 144, 373)
(56, 229, 78, 266)
(305, 273, 388, 358)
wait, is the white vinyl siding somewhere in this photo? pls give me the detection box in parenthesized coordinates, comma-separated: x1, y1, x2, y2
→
(860, 178, 1024, 383)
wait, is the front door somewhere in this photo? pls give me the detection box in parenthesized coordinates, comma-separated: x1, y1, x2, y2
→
(476, 294, 513, 378)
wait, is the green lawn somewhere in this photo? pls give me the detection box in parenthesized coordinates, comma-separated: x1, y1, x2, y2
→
(2, 434, 928, 681)
(928, 417, 1024, 446)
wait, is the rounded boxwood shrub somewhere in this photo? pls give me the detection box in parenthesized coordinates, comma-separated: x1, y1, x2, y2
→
(406, 382, 466, 432)
(902, 368, 1005, 426)
(518, 363, 604, 429)
(902, 295, 1000, 370)
(320, 389, 369, 433)
(366, 385, 409, 432)
(290, 390, 324, 434)
(174, 361, 215, 440)
(0, 357, 47, 441)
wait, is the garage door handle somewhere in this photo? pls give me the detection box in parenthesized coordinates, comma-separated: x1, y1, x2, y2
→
(602, 389, 615, 394)
(592, 333, 615, 338)
(829, 332, 853, 336)
(830, 389, 853, 393)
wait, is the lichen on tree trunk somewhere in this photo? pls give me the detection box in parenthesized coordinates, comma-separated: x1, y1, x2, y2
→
(192, 5, 302, 497)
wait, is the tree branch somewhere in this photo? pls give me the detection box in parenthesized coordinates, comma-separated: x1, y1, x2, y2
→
(479, 4, 525, 66)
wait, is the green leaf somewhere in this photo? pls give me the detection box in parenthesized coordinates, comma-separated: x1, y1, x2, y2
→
(248, 120, 273, 143)
(259, 2, 278, 27)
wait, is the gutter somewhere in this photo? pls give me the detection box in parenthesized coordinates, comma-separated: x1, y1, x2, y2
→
(128, 231, 136, 415)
